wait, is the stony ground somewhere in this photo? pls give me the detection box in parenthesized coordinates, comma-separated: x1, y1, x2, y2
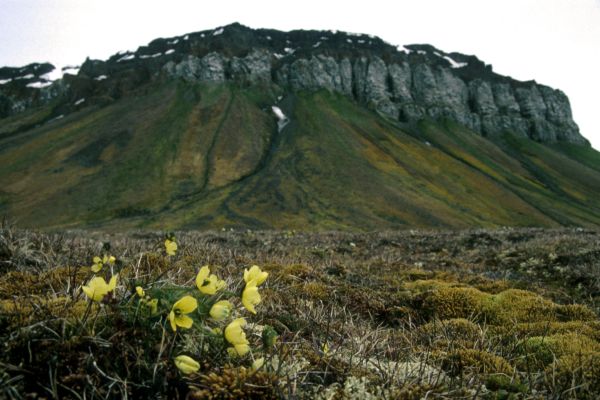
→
(1, 226, 599, 399)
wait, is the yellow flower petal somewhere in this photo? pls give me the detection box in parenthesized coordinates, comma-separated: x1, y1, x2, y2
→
(175, 314, 194, 329)
(93, 256, 102, 264)
(173, 296, 198, 314)
(165, 239, 177, 256)
(136, 286, 145, 298)
(174, 355, 200, 374)
(242, 283, 261, 314)
(225, 318, 248, 346)
(91, 263, 102, 273)
(147, 298, 158, 315)
(108, 256, 116, 264)
(195, 266, 210, 291)
(252, 357, 265, 371)
(108, 274, 118, 292)
(82, 276, 110, 301)
(244, 265, 268, 286)
(209, 300, 232, 321)
(234, 343, 250, 356)
(169, 310, 177, 331)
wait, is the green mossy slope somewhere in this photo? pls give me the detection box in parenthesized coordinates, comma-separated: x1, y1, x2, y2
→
(1, 83, 599, 229)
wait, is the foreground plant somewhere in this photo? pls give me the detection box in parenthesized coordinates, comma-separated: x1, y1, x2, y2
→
(174, 355, 201, 374)
(82, 274, 118, 301)
(91, 254, 115, 273)
(169, 295, 198, 331)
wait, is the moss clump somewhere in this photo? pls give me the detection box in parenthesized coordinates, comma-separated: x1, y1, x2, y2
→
(0, 296, 91, 327)
(0, 267, 88, 298)
(420, 287, 487, 320)
(417, 318, 482, 350)
(517, 333, 600, 370)
(556, 303, 598, 322)
(545, 352, 600, 398)
(483, 289, 558, 324)
(484, 375, 527, 397)
(404, 279, 459, 294)
(440, 349, 513, 377)
(388, 383, 436, 400)
(187, 366, 280, 400)
(302, 282, 329, 300)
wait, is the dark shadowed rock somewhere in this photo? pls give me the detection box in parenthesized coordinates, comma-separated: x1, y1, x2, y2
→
(0, 23, 589, 145)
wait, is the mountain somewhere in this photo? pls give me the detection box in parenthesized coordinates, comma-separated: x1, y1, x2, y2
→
(1, 23, 599, 230)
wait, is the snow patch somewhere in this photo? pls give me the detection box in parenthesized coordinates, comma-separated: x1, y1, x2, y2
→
(416, 50, 427, 55)
(399, 46, 412, 53)
(63, 65, 80, 75)
(443, 55, 468, 68)
(284, 47, 296, 54)
(272, 106, 289, 132)
(346, 39, 353, 44)
(117, 53, 135, 62)
(74, 98, 85, 106)
(434, 51, 442, 57)
(165, 49, 175, 55)
(273, 53, 284, 59)
(358, 39, 365, 44)
(312, 41, 321, 48)
(213, 27, 224, 36)
(424, 141, 432, 146)
(184, 35, 189, 40)
(94, 75, 108, 81)
(266, 35, 272, 40)
(0, 78, 12, 85)
(26, 81, 52, 89)
(16, 74, 35, 80)
(346, 31, 363, 37)
(50, 114, 64, 122)
(200, 33, 205, 38)
(168, 39, 179, 45)
(140, 52, 162, 59)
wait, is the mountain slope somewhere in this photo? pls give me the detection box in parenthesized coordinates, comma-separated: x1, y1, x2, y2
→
(1, 79, 599, 230)
(0, 24, 599, 230)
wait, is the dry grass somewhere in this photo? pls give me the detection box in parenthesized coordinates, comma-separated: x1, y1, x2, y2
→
(1, 225, 599, 399)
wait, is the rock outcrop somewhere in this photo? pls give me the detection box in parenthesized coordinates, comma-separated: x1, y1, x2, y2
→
(0, 23, 588, 145)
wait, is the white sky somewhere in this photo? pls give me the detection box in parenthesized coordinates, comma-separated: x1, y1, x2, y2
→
(1, 0, 599, 149)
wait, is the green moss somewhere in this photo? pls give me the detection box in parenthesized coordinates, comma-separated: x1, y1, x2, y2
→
(420, 286, 487, 320)
(517, 333, 600, 370)
(440, 349, 513, 377)
(483, 289, 559, 324)
(545, 352, 600, 398)
(417, 318, 482, 349)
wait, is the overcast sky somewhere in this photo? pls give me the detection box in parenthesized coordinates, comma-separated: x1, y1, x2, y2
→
(1, 0, 599, 149)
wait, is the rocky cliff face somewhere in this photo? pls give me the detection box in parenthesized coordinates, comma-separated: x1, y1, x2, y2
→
(0, 23, 588, 145)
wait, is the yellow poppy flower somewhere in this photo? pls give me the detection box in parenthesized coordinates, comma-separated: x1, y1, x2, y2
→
(91, 255, 116, 273)
(165, 239, 177, 256)
(135, 286, 145, 298)
(146, 298, 159, 315)
(242, 282, 261, 314)
(195, 266, 226, 295)
(243, 265, 268, 286)
(82, 274, 118, 302)
(252, 357, 265, 371)
(209, 300, 233, 321)
(174, 355, 200, 374)
(168, 296, 197, 332)
(225, 318, 250, 356)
